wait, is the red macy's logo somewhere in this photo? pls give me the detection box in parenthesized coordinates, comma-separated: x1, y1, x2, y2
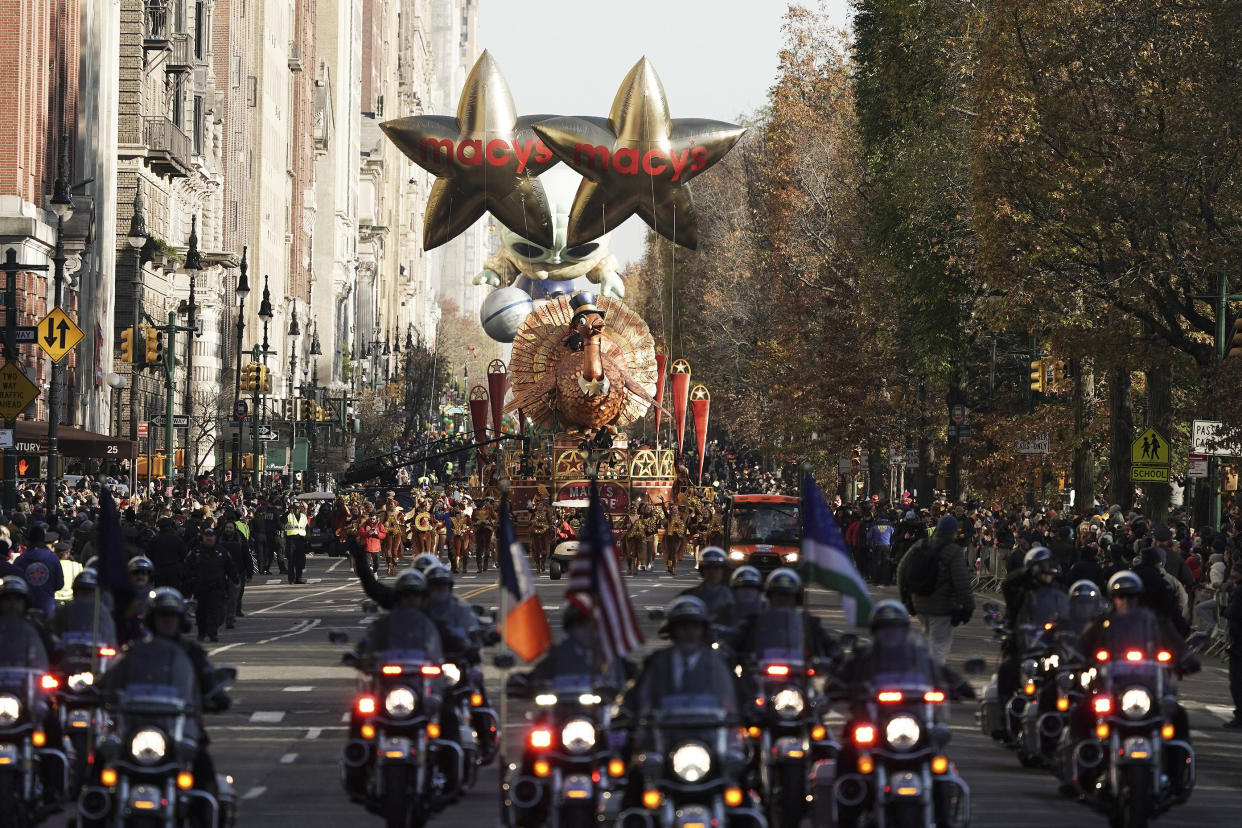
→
(573, 144, 709, 182)
(419, 137, 553, 172)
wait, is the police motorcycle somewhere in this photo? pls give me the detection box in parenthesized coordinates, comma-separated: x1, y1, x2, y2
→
(52, 593, 120, 795)
(829, 602, 971, 828)
(455, 604, 502, 770)
(976, 600, 1058, 764)
(332, 610, 467, 827)
(740, 608, 837, 827)
(0, 615, 70, 826)
(77, 636, 237, 828)
(504, 668, 620, 828)
(1008, 620, 1080, 769)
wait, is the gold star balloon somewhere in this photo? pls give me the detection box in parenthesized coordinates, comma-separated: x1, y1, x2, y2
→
(381, 51, 560, 250)
(532, 58, 746, 250)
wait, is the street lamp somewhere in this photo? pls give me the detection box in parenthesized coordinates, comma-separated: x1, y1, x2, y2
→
(46, 135, 75, 498)
(180, 215, 202, 493)
(125, 184, 147, 494)
(231, 247, 249, 483)
(105, 371, 127, 452)
(287, 303, 301, 486)
(251, 274, 274, 488)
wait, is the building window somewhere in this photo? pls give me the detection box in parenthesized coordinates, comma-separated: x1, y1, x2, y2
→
(194, 1, 205, 58)
(193, 95, 203, 155)
(172, 74, 184, 128)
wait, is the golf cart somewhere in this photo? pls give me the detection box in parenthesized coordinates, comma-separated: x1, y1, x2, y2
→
(547, 498, 590, 580)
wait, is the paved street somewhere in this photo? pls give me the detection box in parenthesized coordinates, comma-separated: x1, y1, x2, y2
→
(150, 554, 1242, 827)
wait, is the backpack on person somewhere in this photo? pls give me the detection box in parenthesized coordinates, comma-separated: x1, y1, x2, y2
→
(904, 538, 946, 597)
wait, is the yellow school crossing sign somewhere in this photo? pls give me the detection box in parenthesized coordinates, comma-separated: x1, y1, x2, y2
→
(1130, 427, 1170, 483)
(37, 306, 83, 363)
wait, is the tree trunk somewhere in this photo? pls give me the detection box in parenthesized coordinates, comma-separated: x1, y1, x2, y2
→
(1144, 357, 1173, 524)
(868, 437, 886, 498)
(1072, 359, 1096, 511)
(1108, 366, 1134, 511)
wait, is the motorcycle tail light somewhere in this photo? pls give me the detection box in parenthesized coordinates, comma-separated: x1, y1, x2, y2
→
(642, 790, 662, 809)
(1096, 723, 1109, 739)
(32, 731, 46, 747)
(427, 723, 441, 739)
(381, 665, 402, 675)
(753, 696, 765, 707)
(931, 755, 948, 774)
(100, 768, 118, 787)
(470, 693, 484, 707)
(1125, 650, 1143, 662)
(854, 725, 876, 745)
(529, 728, 553, 749)
(177, 772, 194, 790)
(41, 675, 58, 690)
(357, 696, 376, 715)
(811, 725, 827, 741)
(99, 647, 117, 657)
(608, 758, 626, 777)
(1161, 724, 1175, 740)
(766, 664, 790, 677)
(924, 690, 945, 703)
(858, 756, 874, 774)
(1044, 622, 1054, 630)
(877, 691, 903, 703)
(1095, 650, 1109, 662)
(1093, 697, 1112, 714)
(421, 665, 442, 676)
(1024, 681, 1037, 696)
(360, 724, 375, 739)
(724, 787, 744, 807)
(533, 760, 551, 778)
(747, 726, 760, 738)
(1156, 651, 1172, 663)
(1057, 697, 1070, 712)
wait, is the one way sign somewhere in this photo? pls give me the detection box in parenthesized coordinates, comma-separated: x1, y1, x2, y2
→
(37, 307, 83, 363)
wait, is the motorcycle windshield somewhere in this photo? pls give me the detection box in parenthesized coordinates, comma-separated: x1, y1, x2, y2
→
(108, 638, 200, 714)
(865, 629, 938, 690)
(753, 609, 806, 670)
(0, 617, 50, 672)
(56, 602, 119, 663)
(373, 609, 444, 666)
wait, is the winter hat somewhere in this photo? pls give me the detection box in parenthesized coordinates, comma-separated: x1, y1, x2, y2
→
(935, 514, 959, 538)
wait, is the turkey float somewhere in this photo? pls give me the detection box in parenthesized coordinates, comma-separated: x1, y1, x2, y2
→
(506, 292, 659, 440)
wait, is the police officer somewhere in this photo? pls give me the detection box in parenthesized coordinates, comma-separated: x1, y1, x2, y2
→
(284, 501, 310, 584)
(527, 604, 632, 690)
(1064, 578, 1106, 635)
(723, 565, 766, 629)
(50, 568, 118, 647)
(735, 568, 840, 662)
(218, 520, 252, 627)
(677, 546, 735, 621)
(184, 528, 238, 643)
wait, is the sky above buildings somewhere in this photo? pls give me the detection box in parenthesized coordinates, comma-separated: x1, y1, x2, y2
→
(478, 0, 852, 264)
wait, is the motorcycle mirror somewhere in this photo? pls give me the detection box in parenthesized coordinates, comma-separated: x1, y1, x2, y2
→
(484, 630, 502, 646)
(328, 630, 351, 645)
(648, 608, 666, 621)
(360, 600, 378, 615)
(341, 652, 361, 668)
(504, 673, 529, 698)
(963, 657, 988, 676)
(471, 604, 486, 616)
(982, 601, 1001, 615)
(840, 633, 858, 650)
(493, 653, 516, 670)
(216, 667, 238, 682)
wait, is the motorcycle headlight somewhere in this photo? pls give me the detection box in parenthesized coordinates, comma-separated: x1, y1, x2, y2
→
(441, 663, 461, 685)
(783, 552, 799, 563)
(0, 694, 20, 726)
(68, 672, 95, 691)
(671, 742, 713, 782)
(1042, 654, 1060, 671)
(728, 550, 746, 561)
(884, 715, 921, 751)
(772, 688, 805, 719)
(131, 728, 167, 765)
(561, 719, 596, 754)
(384, 687, 418, 718)
(1120, 687, 1151, 719)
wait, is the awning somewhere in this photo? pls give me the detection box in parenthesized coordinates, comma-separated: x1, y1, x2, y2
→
(13, 422, 137, 460)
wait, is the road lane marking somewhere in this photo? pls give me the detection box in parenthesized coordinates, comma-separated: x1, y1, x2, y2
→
(283, 686, 315, 692)
(328, 558, 345, 572)
(249, 583, 354, 615)
(207, 619, 321, 657)
(250, 711, 286, 723)
(1205, 704, 1232, 721)
(280, 753, 298, 764)
(242, 786, 266, 800)
(305, 728, 322, 740)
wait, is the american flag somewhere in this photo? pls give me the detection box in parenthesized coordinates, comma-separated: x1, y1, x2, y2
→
(566, 480, 643, 662)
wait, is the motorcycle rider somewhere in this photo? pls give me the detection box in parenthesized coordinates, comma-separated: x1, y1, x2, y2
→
(734, 568, 840, 663)
(996, 547, 1070, 704)
(1064, 579, 1106, 635)
(50, 568, 118, 648)
(526, 604, 632, 691)
(722, 565, 765, 629)
(677, 547, 735, 622)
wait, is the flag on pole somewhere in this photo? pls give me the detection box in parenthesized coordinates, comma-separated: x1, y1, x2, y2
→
(497, 494, 551, 662)
(801, 472, 873, 626)
(96, 488, 137, 642)
(566, 480, 643, 662)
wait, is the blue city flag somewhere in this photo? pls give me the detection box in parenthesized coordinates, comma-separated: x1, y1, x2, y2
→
(801, 472, 873, 626)
(96, 488, 137, 639)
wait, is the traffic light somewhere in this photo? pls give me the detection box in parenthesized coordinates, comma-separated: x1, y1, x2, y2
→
(257, 365, 271, 393)
(144, 327, 162, 366)
(240, 363, 259, 393)
(850, 447, 862, 470)
(1029, 360, 1045, 393)
(119, 328, 134, 363)
(1229, 318, 1242, 359)
(1050, 360, 1066, 385)
(319, 403, 331, 422)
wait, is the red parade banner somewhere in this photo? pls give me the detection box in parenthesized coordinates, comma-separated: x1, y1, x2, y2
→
(669, 359, 691, 453)
(653, 344, 668, 441)
(486, 359, 510, 434)
(469, 385, 490, 445)
(690, 385, 710, 484)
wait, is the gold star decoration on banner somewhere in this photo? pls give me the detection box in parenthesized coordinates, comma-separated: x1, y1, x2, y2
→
(532, 58, 746, 250)
(380, 51, 560, 250)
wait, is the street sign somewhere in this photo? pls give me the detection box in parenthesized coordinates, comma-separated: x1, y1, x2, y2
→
(36, 307, 83, 363)
(149, 414, 189, 428)
(0, 429, 11, 449)
(137, 421, 148, 439)
(950, 404, 965, 425)
(0, 362, 39, 421)
(906, 449, 919, 468)
(1131, 427, 1170, 465)
(234, 399, 248, 421)
(1018, 434, 1051, 455)
(1131, 465, 1170, 484)
(1191, 420, 1241, 457)
(0, 326, 38, 344)
(957, 424, 972, 439)
(258, 425, 279, 442)
(837, 458, 850, 474)
(1187, 453, 1209, 479)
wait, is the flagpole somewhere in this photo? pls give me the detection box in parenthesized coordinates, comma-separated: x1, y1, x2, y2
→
(497, 480, 512, 828)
